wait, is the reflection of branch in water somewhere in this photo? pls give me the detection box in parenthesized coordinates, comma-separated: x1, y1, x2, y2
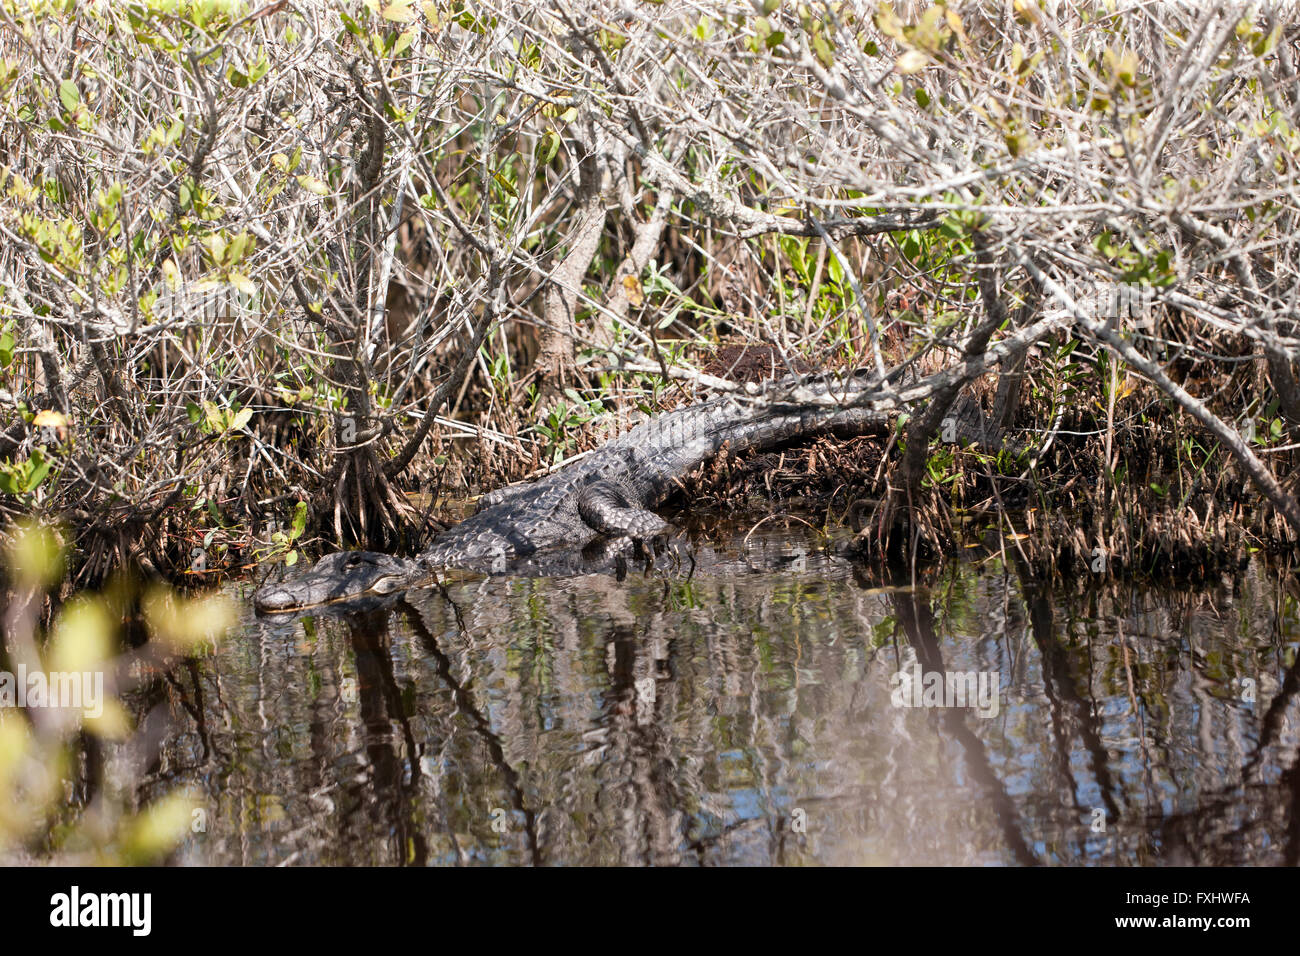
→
(746, 583, 801, 867)
(1242, 640, 1300, 787)
(127, 678, 193, 808)
(162, 660, 215, 765)
(343, 608, 427, 866)
(597, 623, 684, 865)
(1151, 776, 1292, 866)
(128, 668, 207, 792)
(1013, 561, 1123, 828)
(685, 813, 771, 854)
(304, 632, 343, 828)
(890, 588, 1039, 866)
(402, 597, 541, 865)
(1152, 639, 1300, 865)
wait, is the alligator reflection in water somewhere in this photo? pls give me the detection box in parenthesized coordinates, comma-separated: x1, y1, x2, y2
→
(151, 521, 1300, 865)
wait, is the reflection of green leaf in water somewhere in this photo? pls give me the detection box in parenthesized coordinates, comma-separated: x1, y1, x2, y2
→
(870, 615, 897, 648)
(666, 580, 702, 612)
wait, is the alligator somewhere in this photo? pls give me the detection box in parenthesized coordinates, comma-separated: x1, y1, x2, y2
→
(253, 372, 1019, 613)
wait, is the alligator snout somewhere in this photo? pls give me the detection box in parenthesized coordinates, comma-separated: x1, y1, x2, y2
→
(253, 584, 300, 614)
(253, 550, 416, 614)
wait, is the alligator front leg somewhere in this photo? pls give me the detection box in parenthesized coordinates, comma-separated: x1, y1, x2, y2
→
(576, 480, 670, 539)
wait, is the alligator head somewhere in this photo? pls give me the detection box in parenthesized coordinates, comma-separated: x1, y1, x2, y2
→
(253, 551, 417, 614)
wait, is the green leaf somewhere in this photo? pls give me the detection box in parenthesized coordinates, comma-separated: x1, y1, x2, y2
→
(204, 232, 227, 265)
(226, 231, 249, 264)
(492, 170, 517, 197)
(24, 447, 50, 492)
(203, 401, 223, 432)
(539, 129, 561, 165)
(812, 32, 834, 69)
(227, 271, 256, 296)
(297, 175, 330, 195)
(381, 0, 416, 22)
(938, 214, 965, 240)
(58, 80, 79, 112)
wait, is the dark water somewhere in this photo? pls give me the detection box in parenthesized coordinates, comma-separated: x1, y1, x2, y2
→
(149, 518, 1300, 866)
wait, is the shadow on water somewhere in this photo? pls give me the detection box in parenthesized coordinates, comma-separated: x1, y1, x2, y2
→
(143, 518, 1300, 865)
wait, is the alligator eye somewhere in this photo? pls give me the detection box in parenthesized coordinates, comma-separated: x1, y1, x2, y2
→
(346, 553, 364, 566)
